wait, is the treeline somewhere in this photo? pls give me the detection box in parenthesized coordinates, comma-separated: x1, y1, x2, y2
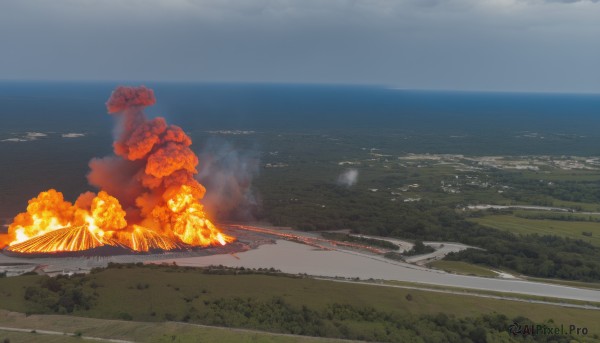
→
(384, 241, 435, 261)
(514, 212, 600, 223)
(258, 182, 600, 281)
(397, 215, 600, 282)
(320, 232, 399, 250)
(23, 274, 97, 314)
(257, 181, 467, 236)
(446, 232, 600, 281)
(403, 241, 435, 256)
(492, 171, 600, 206)
(197, 296, 580, 342)
(102, 262, 290, 277)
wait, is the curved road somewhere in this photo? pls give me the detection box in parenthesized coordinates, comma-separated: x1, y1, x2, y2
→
(153, 240, 600, 303)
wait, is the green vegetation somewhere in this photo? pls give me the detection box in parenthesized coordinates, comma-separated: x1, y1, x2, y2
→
(320, 232, 399, 250)
(446, 231, 600, 282)
(403, 240, 435, 256)
(262, 175, 600, 281)
(0, 311, 343, 343)
(470, 214, 600, 247)
(513, 210, 600, 222)
(4, 134, 600, 340)
(428, 260, 498, 278)
(0, 265, 598, 342)
(251, 136, 600, 282)
(23, 274, 96, 314)
(0, 331, 86, 343)
(381, 279, 600, 308)
(496, 170, 600, 205)
(383, 252, 405, 261)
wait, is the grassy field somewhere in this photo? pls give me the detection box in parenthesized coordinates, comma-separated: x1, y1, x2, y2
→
(550, 199, 600, 212)
(379, 279, 600, 308)
(512, 209, 600, 221)
(521, 169, 600, 182)
(0, 310, 347, 343)
(427, 260, 498, 277)
(0, 265, 598, 339)
(0, 330, 86, 343)
(469, 214, 600, 246)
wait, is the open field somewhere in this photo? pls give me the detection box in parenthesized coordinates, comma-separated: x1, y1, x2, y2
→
(520, 169, 600, 182)
(0, 330, 88, 343)
(427, 260, 498, 277)
(377, 279, 600, 309)
(0, 266, 598, 339)
(0, 310, 350, 343)
(512, 209, 600, 221)
(550, 199, 600, 212)
(469, 215, 600, 246)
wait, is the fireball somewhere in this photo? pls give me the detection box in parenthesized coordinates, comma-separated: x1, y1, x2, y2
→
(0, 86, 233, 254)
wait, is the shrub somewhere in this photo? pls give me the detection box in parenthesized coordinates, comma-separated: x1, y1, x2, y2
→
(118, 312, 133, 321)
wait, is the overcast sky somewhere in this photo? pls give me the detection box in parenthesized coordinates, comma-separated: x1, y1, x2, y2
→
(0, 0, 599, 92)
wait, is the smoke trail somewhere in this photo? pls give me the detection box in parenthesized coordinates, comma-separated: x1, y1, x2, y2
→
(196, 137, 260, 221)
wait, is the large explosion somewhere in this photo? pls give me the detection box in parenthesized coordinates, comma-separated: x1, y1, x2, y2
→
(0, 86, 234, 254)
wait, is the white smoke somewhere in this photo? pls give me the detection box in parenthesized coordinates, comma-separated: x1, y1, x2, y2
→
(62, 133, 86, 138)
(337, 169, 359, 187)
(1, 132, 47, 142)
(196, 137, 260, 221)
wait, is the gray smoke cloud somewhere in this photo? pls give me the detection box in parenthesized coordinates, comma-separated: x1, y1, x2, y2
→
(196, 138, 260, 221)
(337, 169, 359, 187)
(1, 0, 599, 92)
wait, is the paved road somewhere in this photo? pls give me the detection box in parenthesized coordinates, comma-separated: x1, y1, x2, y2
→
(152, 240, 600, 303)
(347, 234, 414, 252)
(467, 204, 600, 215)
(316, 278, 600, 311)
(347, 234, 474, 265)
(404, 242, 473, 265)
(467, 204, 573, 212)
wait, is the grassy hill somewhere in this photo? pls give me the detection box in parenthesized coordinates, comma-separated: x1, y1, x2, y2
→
(0, 264, 598, 342)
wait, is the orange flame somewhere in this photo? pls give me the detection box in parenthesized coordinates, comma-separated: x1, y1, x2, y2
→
(0, 86, 233, 254)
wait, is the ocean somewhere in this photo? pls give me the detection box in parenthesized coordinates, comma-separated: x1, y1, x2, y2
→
(1, 81, 599, 134)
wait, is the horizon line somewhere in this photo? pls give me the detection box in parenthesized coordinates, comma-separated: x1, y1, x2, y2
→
(0, 79, 599, 96)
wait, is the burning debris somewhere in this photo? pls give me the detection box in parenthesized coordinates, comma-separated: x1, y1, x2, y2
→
(0, 86, 234, 255)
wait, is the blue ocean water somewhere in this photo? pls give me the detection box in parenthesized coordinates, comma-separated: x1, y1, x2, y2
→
(0, 81, 599, 134)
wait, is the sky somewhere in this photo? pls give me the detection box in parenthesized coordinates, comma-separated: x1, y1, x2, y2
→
(0, 0, 599, 93)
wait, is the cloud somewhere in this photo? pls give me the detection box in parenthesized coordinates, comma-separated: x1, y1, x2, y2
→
(542, 0, 599, 3)
(1, 132, 87, 142)
(26, 132, 47, 139)
(337, 169, 359, 187)
(1, 138, 28, 143)
(1, 132, 47, 142)
(62, 133, 86, 138)
(0, 0, 598, 92)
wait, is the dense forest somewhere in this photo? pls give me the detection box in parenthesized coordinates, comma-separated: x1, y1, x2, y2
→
(256, 179, 600, 281)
